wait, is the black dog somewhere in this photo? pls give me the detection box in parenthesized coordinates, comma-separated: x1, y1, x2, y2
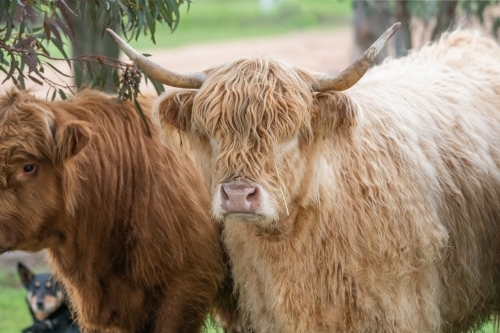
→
(17, 262, 79, 333)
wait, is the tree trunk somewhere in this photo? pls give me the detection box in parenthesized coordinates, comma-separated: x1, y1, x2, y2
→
(395, 0, 412, 58)
(70, 1, 119, 92)
(353, 0, 392, 65)
(431, 0, 458, 41)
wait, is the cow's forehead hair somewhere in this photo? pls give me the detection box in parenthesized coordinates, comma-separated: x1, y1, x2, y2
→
(191, 57, 315, 183)
(0, 90, 54, 132)
(0, 90, 55, 163)
(193, 56, 315, 142)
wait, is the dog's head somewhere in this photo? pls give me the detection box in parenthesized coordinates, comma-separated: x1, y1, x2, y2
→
(17, 262, 65, 321)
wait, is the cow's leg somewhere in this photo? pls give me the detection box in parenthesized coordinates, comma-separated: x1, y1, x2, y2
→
(154, 297, 209, 333)
(151, 277, 214, 333)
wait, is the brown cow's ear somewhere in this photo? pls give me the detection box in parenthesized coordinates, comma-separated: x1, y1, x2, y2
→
(53, 120, 92, 163)
(152, 90, 196, 154)
(312, 92, 359, 139)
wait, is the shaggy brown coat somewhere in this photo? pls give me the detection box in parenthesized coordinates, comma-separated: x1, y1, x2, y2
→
(152, 30, 500, 332)
(0, 90, 225, 333)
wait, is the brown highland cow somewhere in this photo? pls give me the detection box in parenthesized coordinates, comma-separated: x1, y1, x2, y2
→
(0, 89, 227, 333)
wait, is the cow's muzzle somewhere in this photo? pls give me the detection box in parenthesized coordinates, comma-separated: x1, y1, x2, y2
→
(220, 181, 261, 214)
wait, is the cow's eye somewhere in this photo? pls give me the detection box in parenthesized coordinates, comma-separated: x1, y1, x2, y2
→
(23, 164, 36, 174)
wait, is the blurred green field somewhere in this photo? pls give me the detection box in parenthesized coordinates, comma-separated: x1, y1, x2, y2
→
(124, 0, 352, 50)
(0, 269, 32, 333)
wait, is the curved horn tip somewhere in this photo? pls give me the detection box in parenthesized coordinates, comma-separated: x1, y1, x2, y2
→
(310, 22, 401, 92)
(389, 22, 401, 34)
(106, 28, 121, 43)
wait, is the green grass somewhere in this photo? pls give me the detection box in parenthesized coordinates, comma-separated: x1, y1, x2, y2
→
(127, 0, 352, 51)
(0, 268, 31, 333)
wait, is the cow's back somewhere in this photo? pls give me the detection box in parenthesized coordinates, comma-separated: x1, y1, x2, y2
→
(339, 30, 500, 330)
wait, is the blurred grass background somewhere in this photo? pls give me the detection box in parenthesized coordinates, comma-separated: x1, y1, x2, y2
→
(0, 269, 31, 333)
(126, 0, 352, 50)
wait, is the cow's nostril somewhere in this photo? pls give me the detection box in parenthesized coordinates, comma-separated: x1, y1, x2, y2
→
(221, 186, 229, 201)
(246, 187, 258, 200)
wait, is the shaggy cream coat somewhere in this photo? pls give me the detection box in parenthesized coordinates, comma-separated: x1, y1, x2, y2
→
(154, 30, 500, 333)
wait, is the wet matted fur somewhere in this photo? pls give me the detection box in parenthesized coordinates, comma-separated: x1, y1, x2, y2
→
(152, 30, 500, 332)
(0, 89, 225, 333)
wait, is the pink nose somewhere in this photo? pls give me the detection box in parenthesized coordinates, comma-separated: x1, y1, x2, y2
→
(221, 182, 260, 213)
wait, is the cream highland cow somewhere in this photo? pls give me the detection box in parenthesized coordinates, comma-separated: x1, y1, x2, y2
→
(109, 24, 500, 332)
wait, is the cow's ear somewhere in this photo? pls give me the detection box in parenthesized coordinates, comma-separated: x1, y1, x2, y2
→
(153, 90, 195, 132)
(152, 90, 196, 153)
(17, 262, 34, 289)
(312, 92, 360, 139)
(53, 120, 92, 164)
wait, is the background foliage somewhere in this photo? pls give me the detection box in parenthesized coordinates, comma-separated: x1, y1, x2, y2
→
(0, 0, 184, 100)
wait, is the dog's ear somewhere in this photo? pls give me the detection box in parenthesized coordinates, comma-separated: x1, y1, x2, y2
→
(17, 262, 34, 289)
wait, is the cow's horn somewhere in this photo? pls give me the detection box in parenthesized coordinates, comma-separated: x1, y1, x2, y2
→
(106, 29, 206, 89)
(311, 22, 401, 92)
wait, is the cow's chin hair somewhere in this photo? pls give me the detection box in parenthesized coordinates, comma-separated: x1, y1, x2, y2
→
(216, 211, 282, 233)
(0, 226, 16, 254)
(221, 212, 267, 223)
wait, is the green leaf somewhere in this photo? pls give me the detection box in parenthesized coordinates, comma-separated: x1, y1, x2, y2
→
(136, 11, 146, 40)
(58, 89, 67, 100)
(56, 0, 75, 37)
(46, 62, 72, 78)
(2, 57, 18, 84)
(48, 37, 70, 66)
(27, 74, 43, 85)
(86, 61, 95, 80)
(75, 65, 82, 88)
(145, 8, 156, 43)
(166, 0, 181, 31)
(146, 74, 165, 96)
(133, 96, 151, 136)
(98, 59, 108, 89)
(113, 68, 120, 87)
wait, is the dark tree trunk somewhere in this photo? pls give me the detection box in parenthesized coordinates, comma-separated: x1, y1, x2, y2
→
(70, 1, 119, 92)
(353, 0, 392, 65)
(395, 0, 412, 58)
(431, 0, 458, 41)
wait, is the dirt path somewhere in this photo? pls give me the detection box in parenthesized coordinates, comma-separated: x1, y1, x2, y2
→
(0, 27, 353, 271)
